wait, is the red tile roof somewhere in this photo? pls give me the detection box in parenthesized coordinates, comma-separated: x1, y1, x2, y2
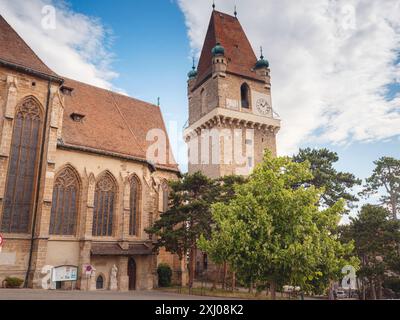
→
(0, 15, 58, 77)
(62, 78, 178, 171)
(195, 11, 262, 87)
(0, 15, 178, 172)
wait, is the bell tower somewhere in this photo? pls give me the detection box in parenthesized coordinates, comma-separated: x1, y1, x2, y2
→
(184, 10, 281, 178)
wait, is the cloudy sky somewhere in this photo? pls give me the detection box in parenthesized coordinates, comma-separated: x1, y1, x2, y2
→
(0, 0, 399, 215)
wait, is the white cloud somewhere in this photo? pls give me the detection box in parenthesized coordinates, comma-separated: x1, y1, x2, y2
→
(0, 0, 117, 89)
(178, 0, 400, 155)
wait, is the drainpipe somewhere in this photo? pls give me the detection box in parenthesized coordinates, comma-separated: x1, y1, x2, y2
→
(24, 79, 52, 288)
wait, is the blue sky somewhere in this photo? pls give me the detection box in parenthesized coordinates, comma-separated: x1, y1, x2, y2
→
(1, 0, 399, 216)
(66, 0, 400, 181)
(67, 0, 192, 135)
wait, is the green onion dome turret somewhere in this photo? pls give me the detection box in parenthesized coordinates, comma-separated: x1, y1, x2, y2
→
(188, 66, 198, 80)
(255, 54, 269, 69)
(212, 42, 225, 56)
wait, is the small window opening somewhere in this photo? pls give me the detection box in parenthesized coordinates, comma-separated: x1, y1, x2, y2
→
(70, 113, 85, 122)
(248, 157, 253, 168)
(241, 83, 250, 109)
(61, 86, 74, 96)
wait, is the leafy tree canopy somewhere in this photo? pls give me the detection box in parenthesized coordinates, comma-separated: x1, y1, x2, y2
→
(200, 152, 357, 296)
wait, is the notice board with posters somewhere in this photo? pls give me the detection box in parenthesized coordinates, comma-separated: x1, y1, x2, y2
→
(52, 265, 78, 282)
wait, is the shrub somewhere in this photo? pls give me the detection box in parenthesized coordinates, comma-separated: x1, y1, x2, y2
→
(5, 277, 24, 288)
(384, 277, 400, 294)
(157, 263, 172, 287)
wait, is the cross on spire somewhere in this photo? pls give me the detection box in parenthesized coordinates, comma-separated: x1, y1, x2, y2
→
(234, 5, 237, 17)
(212, 0, 215, 10)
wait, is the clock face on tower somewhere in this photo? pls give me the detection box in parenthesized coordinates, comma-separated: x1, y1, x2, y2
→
(256, 98, 271, 116)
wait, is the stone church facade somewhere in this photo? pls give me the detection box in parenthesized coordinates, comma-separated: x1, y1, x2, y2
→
(184, 10, 281, 279)
(0, 16, 184, 290)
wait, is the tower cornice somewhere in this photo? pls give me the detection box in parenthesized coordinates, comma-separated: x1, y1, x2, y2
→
(184, 107, 281, 140)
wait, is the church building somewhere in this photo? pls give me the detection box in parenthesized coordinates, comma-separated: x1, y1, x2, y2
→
(0, 15, 183, 290)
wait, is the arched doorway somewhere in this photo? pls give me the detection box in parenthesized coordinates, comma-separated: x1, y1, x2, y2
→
(128, 258, 136, 290)
(96, 275, 104, 290)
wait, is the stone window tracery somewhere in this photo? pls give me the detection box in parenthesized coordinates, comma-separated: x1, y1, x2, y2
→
(129, 176, 141, 236)
(92, 173, 116, 237)
(49, 167, 80, 235)
(162, 180, 169, 213)
(1, 97, 42, 234)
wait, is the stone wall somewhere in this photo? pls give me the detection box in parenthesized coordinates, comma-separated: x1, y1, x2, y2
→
(187, 69, 278, 178)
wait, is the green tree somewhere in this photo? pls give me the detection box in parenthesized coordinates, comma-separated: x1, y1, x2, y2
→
(293, 148, 361, 209)
(200, 152, 356, 299)
(146, 172, 215, 288)
(207, 175, 247, 289)
(361, 157, 400, 220)
(213, 175, 247, 204)
(340, 205, 400, 299)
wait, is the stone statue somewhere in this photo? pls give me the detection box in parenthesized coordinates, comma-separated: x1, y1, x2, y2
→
(109, 264, 118, 291)
(89, 269, 97, 291)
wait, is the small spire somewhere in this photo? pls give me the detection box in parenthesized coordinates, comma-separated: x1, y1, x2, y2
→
(212, 0, 215, 10)
(260, 46, 264, 59)
(234, 5, 237, 17)
(157, 97, 160, 107)
(192, 56, 196, 70)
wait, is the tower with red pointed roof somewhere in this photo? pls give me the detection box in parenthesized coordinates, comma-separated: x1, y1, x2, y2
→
(184, 9, 281, 178)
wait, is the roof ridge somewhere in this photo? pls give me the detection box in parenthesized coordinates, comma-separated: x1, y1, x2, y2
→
(0, 14, 58, 77)
(212, 10, 235, 18)
(63, 77, 160, 109)
(194, 9, 261, 88)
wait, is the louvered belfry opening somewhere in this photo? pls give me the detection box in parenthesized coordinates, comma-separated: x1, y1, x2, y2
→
(129, 175, 141, 236)
(1, 97, 43, 234)
(92, 172, 116, 237)
(49, 167, 80, 235)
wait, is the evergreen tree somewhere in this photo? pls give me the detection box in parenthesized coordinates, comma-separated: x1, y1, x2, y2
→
(146, 172, 215, 288)
(340, 205, 400, 299)
(293, 148, 361, 210)
(361, 157, 400, 220)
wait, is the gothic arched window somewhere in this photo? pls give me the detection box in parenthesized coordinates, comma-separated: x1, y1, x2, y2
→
(49, 167, 80, 235)
(162, 181, 169, 213)
(92, 173, 116, 237)
(240, 83, 251, 109)
(1, 97, 42, 234)
(129, 176, 141, 236)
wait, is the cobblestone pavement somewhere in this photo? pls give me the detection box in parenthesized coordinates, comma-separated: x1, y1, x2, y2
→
(0, 289, 231, 300)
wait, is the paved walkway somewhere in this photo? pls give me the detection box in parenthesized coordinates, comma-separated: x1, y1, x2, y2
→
(0, 289, 230, 300)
